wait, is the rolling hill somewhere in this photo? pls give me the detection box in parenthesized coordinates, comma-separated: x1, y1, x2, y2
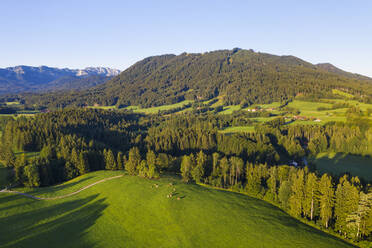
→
(0, 171, 354, 248)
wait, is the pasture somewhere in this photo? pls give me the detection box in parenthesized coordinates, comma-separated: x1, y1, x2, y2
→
(0, 171, 353, 248)
(219, 126, 255, 134)
(123, 100, 193, 114)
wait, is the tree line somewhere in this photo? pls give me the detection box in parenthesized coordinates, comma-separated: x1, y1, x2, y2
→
(179, 151, 372, 242)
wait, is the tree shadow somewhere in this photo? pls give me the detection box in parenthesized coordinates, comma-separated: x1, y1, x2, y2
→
(314, 153, 372, 182)
(0, 194, 107, 248)
(25, 176, 94, 195)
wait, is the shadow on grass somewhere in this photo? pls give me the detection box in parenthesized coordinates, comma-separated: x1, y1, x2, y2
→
(0, 194, 107, 248)
(314, 153, 372, 182)
(25, 176, 94, 196)
(195, 183, 356, 247)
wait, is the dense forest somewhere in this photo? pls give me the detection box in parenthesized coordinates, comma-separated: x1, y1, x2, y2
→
(5, 49, 372, 109)
(0, 109, 371, 243)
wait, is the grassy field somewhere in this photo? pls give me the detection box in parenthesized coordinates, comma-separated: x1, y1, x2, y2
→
(332, 89, 354, 99)
(0, 171, 354, 248)
(219, 126, 255, 134)
(219, 105, 242, 114)
(5, 101, 21, 106)
(87, 105, 117, 110)
(124, 100, 193, 114)
(287, 100, 347, 123)
(311, 152, 372, 182)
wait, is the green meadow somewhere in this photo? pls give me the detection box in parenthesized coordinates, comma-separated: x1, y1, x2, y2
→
(332, 89, 354, 99)
(123, 100, 193, 114)
(0, 171, 354, 248)
(219, 126, 255, 134)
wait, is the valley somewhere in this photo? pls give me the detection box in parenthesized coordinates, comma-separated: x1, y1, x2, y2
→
(1, 49, 372, 248)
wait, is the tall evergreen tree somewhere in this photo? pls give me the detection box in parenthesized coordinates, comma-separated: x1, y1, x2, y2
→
(104, 149, 117, 171)
(220, 156, 230, 188)
(24, 163, 40, 187)
(289, 169, 305, 218)
(303, 172, 319, 221)
(126, 147, 141, 175)
(266, 166, 278, 203)
(180, 155, 193, 182)
(191, 151, 207, 183)
(77, 151, 90, 174)
(319, 174, 334, 228)
(278, 180, 292, 210)
(334, 175, 359, 236)
(346, 190, 372, 239)
(117, 151, 124, 170)
(146, 150, 159, 179)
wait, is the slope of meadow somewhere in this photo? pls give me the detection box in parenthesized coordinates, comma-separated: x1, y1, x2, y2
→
(0, 171, 354, 248)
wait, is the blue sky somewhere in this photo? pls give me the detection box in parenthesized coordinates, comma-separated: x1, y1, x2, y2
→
(1, 0, 372, 76)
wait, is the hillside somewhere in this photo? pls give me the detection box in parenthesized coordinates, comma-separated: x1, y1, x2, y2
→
(0, 171, 354, 248)
(0, 66, 120, 94)
(16, 48, 372, 109)
(316, 63, 372, 81)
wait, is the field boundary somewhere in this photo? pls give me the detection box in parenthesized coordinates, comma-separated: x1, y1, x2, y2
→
(0, 175, 123, 200)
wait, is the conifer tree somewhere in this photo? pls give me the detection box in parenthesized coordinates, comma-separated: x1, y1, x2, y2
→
(2, 144, 16, 167)
(146, 150, 158, 179)
(191, 151, 207, 183)
(211, 152, 220, 178)
(138, 160, 148, 178)
(24, 163, 40, 187)
(278, 180, 292, 210)
(245, 163, 262, 196)
(13, 153, 27, 184)
(303, 172, 319, 221)
(117, 151, 124, 170)
(78, 151, 90, 174)
(220, 156, 230, 187)
(70, 148, 79, 168)
(266, 166, 278, 203)
(346, 190, 372, 239)
(230, 156, 244, 186)
(126, 147, 141, 175)
(180, 155, 193, 182)
(289, 169, 305, 218)
(334, 175, 359, 236)
(64, 161, 78, 180)
(319, 174, 334, 228)
(104, 149, 116, 171)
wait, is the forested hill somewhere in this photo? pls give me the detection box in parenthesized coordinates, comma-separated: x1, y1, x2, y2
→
(316, 63, 372, 82)
(10, 49, 372, 108)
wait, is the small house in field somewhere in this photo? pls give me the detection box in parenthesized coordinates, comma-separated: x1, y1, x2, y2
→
(289, 160, 298, 167)
(314, 119, 322, 122)
(293, 115, 307, 121)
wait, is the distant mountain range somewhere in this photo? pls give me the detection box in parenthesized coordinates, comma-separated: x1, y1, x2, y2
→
(0, 66, 120, 94)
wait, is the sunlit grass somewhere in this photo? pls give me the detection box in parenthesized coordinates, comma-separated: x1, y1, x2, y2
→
(0, 171, 353, 248)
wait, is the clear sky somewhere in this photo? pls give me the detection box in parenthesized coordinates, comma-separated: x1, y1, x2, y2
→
(1, 0, 372, 76)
